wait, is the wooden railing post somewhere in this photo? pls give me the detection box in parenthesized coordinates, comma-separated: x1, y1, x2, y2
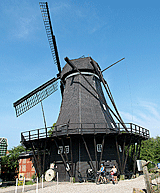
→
(46, 128, 47, 138)
(55, 126, 57, 137)
(81, 123, 82, 135)
(67, 124, 68, 136)
(130, 123, 132, 133)
(38, 129, 39, 140)
(29, 131, 31, 141)
(21, 133, 25, 142)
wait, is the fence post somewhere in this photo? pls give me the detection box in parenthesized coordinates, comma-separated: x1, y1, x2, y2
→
(15, 178, 18, 193)
(22, 177, 25, 192)
(42, 174, 43, 189)
(36, 177, 38, 193)
(57, 172, 58, 186)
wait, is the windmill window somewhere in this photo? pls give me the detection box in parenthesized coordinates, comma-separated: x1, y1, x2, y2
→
(119, 145, 122, 152)
(111, 122, 115, 128)
(58, 146, 63, 154)
(103, 104, 106, 111)
(97, 144, 102, 152)
(64, 146, 69, 154)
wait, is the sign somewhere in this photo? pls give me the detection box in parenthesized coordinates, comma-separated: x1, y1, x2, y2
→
(137, 160, 143, 171)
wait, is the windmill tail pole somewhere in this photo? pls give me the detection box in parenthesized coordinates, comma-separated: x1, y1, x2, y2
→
(102, 57, 125, 73)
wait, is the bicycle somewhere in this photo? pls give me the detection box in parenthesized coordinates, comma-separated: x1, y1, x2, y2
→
(96, 171, 107, 185)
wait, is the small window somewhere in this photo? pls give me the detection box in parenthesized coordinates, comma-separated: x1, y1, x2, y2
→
(58, 146, 63, 154)
(64, 146, 69, 154)
(119, 145, 122, 152)
(23, 159, 26, 164)
(111, 122, 115, 128)
(103, 104, 106, 111)
(97, 144, 102, 152)
(22, 165, 26, 172)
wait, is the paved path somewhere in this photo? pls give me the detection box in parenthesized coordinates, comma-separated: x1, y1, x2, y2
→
(0, 181, 56, 193)
(0, 176, 146, 193)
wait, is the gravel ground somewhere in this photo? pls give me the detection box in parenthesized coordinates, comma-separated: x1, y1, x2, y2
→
(0, 175, 146, 193)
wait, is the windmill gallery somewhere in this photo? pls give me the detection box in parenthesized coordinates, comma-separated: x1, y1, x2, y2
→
(13, 2, 150, 182)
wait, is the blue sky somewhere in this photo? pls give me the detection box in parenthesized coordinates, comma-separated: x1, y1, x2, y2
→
(0, 0, 160, 149)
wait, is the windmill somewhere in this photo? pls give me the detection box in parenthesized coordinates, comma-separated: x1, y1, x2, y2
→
(13, 2, 150, 181)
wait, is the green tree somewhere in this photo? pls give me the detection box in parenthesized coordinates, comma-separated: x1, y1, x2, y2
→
(48, 123, 56, 136)
(140, 136, 160, 165)
(1, 145, 25, 180)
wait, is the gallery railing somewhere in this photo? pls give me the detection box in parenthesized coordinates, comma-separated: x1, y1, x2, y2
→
(21, 123, 150, 142)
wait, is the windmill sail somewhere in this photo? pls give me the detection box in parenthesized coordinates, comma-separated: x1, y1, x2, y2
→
(39, 2, 64, 95)
(39, 2, 61, 75)
(13, 77, 59, 117)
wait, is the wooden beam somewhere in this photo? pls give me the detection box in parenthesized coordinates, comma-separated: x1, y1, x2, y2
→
(94, 135, 98, 172)
(54, 139, 71, 177)
(61, 138, 71, 176)
(137, 140, 142, 159)
(115, 136, 122, 174)
(37, 147, 42, 176)
(132, 142, 135, 167)
(70, 137, 74, 177)
(82, 136, 95, 171)
(121, 135, 126, 171)
(42, 140, 47, 174)
(122, 136, 132, 174)
(133, 140, 139, 174)
(99, 135, 105, 167)
(30, 142, 40, 176)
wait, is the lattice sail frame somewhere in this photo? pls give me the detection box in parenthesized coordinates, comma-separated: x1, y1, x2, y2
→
(14, 79, 58, 117)
(39, 2, 61, 74)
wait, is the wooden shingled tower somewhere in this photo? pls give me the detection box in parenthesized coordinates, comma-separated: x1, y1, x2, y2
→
(56, 57, 117, 131)
(13, 2, 150, 181)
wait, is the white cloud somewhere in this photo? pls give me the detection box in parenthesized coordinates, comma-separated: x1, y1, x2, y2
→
(120, 100, 160, 137)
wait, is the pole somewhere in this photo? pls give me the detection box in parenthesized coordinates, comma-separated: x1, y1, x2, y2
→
(22, 177, 25, 192)
(15, 178, 18, 193)
(102, 57, 125, 72)
(42, 174, 44, 189)
(36, 177, 38, 193)
(57, 172, 58, 185)
(41, 101, 47, 129)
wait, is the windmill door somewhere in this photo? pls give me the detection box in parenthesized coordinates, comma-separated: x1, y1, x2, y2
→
(57, 163, 70, 181)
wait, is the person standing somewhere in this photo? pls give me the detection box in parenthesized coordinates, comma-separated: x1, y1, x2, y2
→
(111, 165, 118, 184)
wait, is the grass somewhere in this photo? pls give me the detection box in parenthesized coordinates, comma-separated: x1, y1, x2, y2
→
(25, 181, 34, 185)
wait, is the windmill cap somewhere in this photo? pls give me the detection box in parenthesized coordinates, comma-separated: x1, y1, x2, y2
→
(61, 57, 101, 80)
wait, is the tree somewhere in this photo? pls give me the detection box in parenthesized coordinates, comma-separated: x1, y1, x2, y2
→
(1, 145, 25, 181)
(140, 136, 160, 167)
(48, 123, 56, 136)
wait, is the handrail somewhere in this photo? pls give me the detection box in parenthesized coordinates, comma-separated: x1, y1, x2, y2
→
(21, 123, 150, 142)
